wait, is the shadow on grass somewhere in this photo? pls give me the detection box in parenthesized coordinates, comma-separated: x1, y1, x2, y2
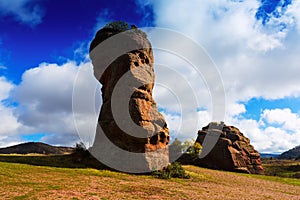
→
(0, 153, 108, 170)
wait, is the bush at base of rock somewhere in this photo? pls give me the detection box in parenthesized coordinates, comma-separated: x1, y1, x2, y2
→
(152, 162, 190, 179)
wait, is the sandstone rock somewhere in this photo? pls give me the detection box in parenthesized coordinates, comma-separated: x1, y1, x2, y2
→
(89, 25, 169, 172)
(195, 122, 264, 174)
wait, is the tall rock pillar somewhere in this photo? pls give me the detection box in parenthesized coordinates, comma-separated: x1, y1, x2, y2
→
(89, 25, 169, 173)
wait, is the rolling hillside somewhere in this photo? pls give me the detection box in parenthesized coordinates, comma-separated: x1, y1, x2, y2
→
(0, 142, 73, 155)
(278, 145, 300, 160)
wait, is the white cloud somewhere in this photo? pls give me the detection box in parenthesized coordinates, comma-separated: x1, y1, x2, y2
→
(226, 103, 246, 117)
(140, 0, 300, 101)
(0, 61, 100, 148)
(285, 1, 300, 33)
(134, 0, 300, 153)
(161, 109, 210, 143)
(0, 76, 13, 100)
(0, 66, 7, 70)
(0, 0, 44, 26)
(0, 76, 23, 147)
(1, 0, 299, 154)
(93, 9, 112, 34)
(226, 108, 300, 153)
(261, 108, 300, 131)
(145, 0, 284, 52)
(14, 62, 79, 113)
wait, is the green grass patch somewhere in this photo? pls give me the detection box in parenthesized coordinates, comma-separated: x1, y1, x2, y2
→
(242, 172, 300, 186)
(262, 159, 300, 179)
(0, 155, 299, 199)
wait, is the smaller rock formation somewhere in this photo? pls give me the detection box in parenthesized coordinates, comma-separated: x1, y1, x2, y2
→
(195, 122, 264, 174)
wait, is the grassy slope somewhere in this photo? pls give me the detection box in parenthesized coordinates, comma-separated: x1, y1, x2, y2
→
(262, 159, 300, 178)
(0, 156, 299, 200)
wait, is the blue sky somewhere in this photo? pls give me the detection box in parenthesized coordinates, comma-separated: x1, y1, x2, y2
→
(0, 0, 300, 154)
(0, 0, 153, 82)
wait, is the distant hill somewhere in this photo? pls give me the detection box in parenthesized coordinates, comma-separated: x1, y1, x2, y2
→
(278, 145, 300, 160)
(260, 153, 279, 158)
(0, 142, 74, 155)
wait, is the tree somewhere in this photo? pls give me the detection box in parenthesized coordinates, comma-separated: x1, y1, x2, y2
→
(191, 142, 202, 158)
(104, 21, 130, 32)
(184, 139, 202, 159)
(169, 138, 184, 154)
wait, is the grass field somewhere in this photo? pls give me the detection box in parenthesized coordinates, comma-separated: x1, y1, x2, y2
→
(0, 155, 299, 200)
(262, 159, 300, 179)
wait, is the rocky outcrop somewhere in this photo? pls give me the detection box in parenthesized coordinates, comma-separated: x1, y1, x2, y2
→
(89, 25, 169, 172)
(195, 122, 263, 174)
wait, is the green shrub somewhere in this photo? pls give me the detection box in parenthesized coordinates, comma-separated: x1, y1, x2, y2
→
(102, 21, 145, 37)
(152, 162, 190, 179)
(188, 142, 202, 159)
(104, 21, 130, 31)
(73, 142, 91, 159)
(74, 142, 87, 152)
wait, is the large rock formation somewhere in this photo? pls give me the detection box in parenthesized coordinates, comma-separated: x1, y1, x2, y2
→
(89, 25, 169, 172)
(195, 122, 263, 174)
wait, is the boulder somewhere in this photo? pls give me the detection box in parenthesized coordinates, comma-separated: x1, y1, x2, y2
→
(89, 25, 169, 172)
(196, 122, 264, 174)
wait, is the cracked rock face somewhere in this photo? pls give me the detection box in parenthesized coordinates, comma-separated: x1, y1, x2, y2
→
(89, 27, 169, 172)
(196, 122, 264, 174)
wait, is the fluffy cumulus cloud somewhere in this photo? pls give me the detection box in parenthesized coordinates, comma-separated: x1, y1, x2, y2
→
(228, 108, 300, 153)
(135, 0, 300, 153)
(0, 61, 99, 148)
(0, 76, 22, 147)
(1, 0, 299, 153)
(0, 0, 45, 26)
(261, 108, 300, 131)
(141, 0, 300, 101)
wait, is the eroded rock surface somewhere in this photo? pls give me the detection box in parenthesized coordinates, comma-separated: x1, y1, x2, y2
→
(196, 122, 264, 174)
(89, 27, 169, 172)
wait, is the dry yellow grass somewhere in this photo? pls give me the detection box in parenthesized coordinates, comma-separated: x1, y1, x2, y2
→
(0, 161, 299, 200)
